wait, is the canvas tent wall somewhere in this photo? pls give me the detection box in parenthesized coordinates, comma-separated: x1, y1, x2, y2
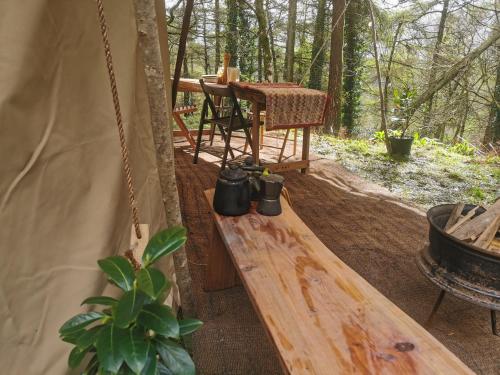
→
(0, 0, 177, 373)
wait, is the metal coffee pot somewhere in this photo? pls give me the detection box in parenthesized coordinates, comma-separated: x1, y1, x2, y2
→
(213, 163, 251, 216)
(257, 174, 284, 216)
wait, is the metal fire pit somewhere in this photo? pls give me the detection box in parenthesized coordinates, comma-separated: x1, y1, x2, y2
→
(417, 204, 500, 335)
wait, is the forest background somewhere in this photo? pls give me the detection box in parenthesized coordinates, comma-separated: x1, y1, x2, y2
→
(166, 0, 499, 207)
(166, 0, 499, 145)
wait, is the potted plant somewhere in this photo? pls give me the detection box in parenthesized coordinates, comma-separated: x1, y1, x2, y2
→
(59, 226, 202, 375)
(389, 84, 416, 156)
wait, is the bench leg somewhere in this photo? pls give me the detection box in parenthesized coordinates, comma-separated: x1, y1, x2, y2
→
(204, 220, 238, 291)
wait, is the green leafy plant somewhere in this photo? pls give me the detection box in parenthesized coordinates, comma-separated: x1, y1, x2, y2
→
(450, 141, 475, 156)
(59, 226, 202, 375)
(412, 132, 428, 147)
(391, 84, 416, 138)
(373, 130, 386, 142)
(346, 139, 369, 155)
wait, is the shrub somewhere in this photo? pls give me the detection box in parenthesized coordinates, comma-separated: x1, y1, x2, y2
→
(450, 141, 475, 156)
(373, 131, 386, 142)
(59, 226, 202, 375)
(468, 187, 485, 200)
(346, 140, 369, 154)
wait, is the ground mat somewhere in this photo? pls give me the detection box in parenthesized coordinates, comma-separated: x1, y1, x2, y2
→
(174, 146, 499, 375)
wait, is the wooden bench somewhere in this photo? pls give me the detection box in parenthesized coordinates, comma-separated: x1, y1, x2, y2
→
(203, 189, 472, 374)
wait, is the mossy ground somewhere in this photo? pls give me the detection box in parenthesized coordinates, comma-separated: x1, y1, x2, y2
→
(311, 135, 499, 209)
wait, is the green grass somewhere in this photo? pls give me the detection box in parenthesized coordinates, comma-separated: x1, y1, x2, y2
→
(311, 135, 499, 209)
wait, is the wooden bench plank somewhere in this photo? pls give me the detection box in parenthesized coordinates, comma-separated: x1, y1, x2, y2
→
(204, 189, 472, 375)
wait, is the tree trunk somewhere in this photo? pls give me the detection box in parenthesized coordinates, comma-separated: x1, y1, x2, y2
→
(407, 27, 500, 119)
(342, 0, 366, 136)
(214, 0, 221, 71)
(297, 3, 308, 83)
(238, 0, 252, 78)
(171, 0, 194, 107)
(453, 87, 469, 143)
(266, 0, 278, 82)
(483, 42, 500, 145)
(226, 0, 238, 67)
(422, 0, 450, 135)
(382, 21, 403, 130)
(257, 37, 263, 81)
(134, 0, 195, 316)
(308, 0, 327, 89)
(366, 0, 390, 153)
(202, 1, 210, 74)
(255, 0, 273, 81)
(283, 0, 297, 81)
(183, 54, 190, 106)
(324, 0, 346, 134)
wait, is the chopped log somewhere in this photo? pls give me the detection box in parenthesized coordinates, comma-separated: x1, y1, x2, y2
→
(444, 203, 465, 231)
(446, 206, 479, 234)
(452, 200, 500, 240)
(474, 216, 500, 249)
(489, 238, 500, 252)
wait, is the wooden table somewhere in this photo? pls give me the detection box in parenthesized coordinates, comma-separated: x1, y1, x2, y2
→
(177, 78, 310, 173)
(204, 188, 473, 375)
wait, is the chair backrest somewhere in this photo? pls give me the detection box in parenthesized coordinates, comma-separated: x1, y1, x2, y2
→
(199, 79, 245, 124)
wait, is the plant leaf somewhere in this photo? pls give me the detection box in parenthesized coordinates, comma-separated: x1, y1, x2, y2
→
(179, 319, 203, 336)
(96, 324, 125, 373)
(137, 267, 170, 299)
(81, 296, 118, 307)
(98, 256, 135, 292)
(141, 344, 158, 375)
(76, 325, 103, 350)
(59, 312, 104, 336)
(137, 304, 179, 338)
(157, 361, 174, 375)
(68, 346, 90, 369)
(142, 227, 187, 266)
(115, 289, 147, 328)
(83, 354, 98, 375)
(155, 337, 195, 375)
(119, 328, 149, 374)
(61, 329, 86, 345)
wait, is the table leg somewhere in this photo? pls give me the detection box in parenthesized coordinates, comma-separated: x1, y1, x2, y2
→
(301, 127, 311, 174)
(204, 220, 238, 291)
(251, 102, 260, 165)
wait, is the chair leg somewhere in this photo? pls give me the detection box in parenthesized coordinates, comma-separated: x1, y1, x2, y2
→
(221, 128, 233, 170)
(278, 128, 291, 163)
(218, 125, 235, 160)
(193, 121, 205, 164)
(209, 124, 216, 146)
(173, 112, 196, 150)
(244, 128, 253, 153)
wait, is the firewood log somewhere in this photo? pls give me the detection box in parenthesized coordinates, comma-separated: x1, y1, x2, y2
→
(444, 203, 465, 231)
(446, 206, 479, 234)
(451, 200, 500, 240)
(474, 216, 500, 249)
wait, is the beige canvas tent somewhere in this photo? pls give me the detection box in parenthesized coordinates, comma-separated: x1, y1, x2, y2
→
(0, 1, 184, 373)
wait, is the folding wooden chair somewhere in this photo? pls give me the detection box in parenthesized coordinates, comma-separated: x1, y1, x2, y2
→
(193, 80, 253, 170)
(173, 105, 197, 150)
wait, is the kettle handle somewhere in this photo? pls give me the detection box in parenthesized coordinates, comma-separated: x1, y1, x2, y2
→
(237, 181, 250, 206)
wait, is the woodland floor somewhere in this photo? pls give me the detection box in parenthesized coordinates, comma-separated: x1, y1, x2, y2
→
(174, 134, 499, 375)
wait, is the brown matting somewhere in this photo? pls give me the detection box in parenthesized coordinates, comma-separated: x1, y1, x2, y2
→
(174, 145, 499, 375)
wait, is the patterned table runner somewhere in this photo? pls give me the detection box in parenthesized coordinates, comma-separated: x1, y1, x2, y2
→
(231, 82, 328, 130)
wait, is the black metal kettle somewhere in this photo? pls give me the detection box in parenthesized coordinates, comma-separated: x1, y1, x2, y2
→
(213, 163, 251, 216)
